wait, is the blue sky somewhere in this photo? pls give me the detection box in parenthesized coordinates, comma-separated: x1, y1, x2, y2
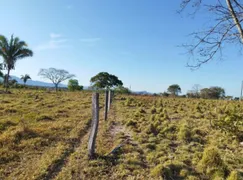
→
(0, 0, 242, 96)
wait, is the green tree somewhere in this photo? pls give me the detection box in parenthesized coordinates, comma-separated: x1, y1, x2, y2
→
(68, 79, 83, 91)
(90, 72, 123, 89)
(200, 87, 225, 99)
(114, 85, 131, 94)
(21, 74, 31, 86)
(0, 64, 3, 78)
(0, 35, 33, 92)
(38, 68, 75, 92)
(167, 84, 181, 96)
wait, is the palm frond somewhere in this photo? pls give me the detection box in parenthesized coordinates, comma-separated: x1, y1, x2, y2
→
(15, 48, 33, 59)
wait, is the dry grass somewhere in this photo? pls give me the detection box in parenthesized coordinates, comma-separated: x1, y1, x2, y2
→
(0, 89, 97, 179)
(0, 90, 243, 180)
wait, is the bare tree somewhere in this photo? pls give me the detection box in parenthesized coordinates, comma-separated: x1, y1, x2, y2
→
(38, 68, 75, 92)
(192, 84, 202, 96)
(180, 0, 243, 68)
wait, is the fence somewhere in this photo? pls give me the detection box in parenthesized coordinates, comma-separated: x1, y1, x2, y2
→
(88, 90, 113, 159)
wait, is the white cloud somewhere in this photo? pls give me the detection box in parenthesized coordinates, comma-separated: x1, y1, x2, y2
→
(35, 33, 68, 51)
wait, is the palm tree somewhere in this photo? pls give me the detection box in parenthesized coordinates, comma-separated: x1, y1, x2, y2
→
(0, 35, 33, 92)
(21, 74, 31, 86)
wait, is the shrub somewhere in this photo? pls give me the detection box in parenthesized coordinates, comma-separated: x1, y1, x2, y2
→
(150, 164, 171, 178)
(178, 124, 191, 142)
(197, 146, 227, 177)
(150, 161, 185, 179)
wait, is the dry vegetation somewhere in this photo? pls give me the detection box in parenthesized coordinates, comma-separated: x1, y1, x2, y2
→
(0, 90, 100, 179)
(0, 90, 243, 180)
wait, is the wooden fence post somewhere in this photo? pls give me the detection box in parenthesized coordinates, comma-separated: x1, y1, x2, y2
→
(104, 90, 109, 121)
(108, 90, 112, 111)
(88, 93, 99, 159)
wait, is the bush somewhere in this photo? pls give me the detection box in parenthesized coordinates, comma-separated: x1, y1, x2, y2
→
(197, 146, 227, 177)
(178, 124, 191, 142)
(150, 161, 185, 179)
(68, 79, 83, 91)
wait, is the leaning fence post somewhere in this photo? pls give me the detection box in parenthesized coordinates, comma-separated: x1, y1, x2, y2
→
(88, 93, 99, 159)
(104, 90, 109, 121)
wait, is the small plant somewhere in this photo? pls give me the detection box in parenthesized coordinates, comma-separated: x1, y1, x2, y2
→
(177, 124, 191, 142)
(197, 146, 227, 178)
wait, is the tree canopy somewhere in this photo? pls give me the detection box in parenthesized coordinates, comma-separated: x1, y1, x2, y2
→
(114, 85, 131, 94)
(68, 79, 83, 91)
(90, 72, 123, 89)
(200, 87, 225, 99)
(167, 84, 182, 96)
(38, 68, 75, 92)
(21, 74, 31, 85)
(0, 35, 33, 91)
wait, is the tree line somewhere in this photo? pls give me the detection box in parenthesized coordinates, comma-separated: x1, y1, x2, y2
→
(0, 34, 235, 99)
(160, 84, 235, 100)
(0, 34, 128, 93)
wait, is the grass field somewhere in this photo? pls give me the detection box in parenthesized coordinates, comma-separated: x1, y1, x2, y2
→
(0, 90, 243, 180)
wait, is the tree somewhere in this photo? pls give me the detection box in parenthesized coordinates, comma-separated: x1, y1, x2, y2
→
(38, 68, 75, 92)
(68, 79, 83, 91)
(161, 91, 170, 97)
(90, 72, 123, 89)
(187, 84, 201, 98)
(180, 0, 243, 68)
(9, 79, 18, 88)
(0, 35, 33, 91)
(200, 86, 225, 99)
(0, 64, 3, 78)
(167, 84, 182, 96)
(114, 85, 131, 94)
(21, 74, 31, 86)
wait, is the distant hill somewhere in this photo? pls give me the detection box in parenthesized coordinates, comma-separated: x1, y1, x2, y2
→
(10, 76, 67, 88)
(132, 91, 153, 95)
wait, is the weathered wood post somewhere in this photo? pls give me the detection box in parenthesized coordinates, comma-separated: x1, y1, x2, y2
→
(88, 93, 99, 159)
(108, 90, 112, 111)
(104, 90, 109, 121)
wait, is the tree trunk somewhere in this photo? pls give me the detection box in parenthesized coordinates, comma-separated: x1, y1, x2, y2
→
(226, 0, 243, 43)
(55, 84, 58, 92)
(5, 68, 10, 92)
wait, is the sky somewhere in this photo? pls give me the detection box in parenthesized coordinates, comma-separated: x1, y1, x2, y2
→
(0, 0, 243, 96)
